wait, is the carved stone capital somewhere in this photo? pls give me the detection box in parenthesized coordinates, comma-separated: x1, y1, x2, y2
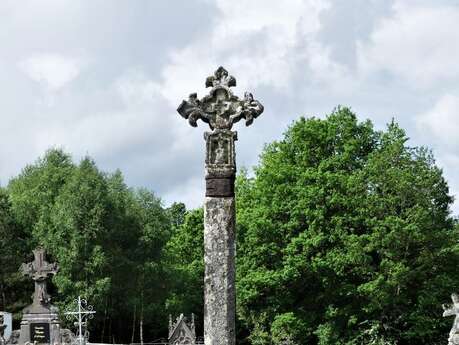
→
(204, 130, 237, 197)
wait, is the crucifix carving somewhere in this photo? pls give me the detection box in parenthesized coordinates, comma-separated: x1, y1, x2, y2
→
(443, 293, 459, 344)
(20, 247, 59, 307)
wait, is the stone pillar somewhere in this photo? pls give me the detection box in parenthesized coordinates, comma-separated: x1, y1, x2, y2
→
(203, 129, 237, 344)
(177, 67, 264, 345)
(204, 197, 236, 344)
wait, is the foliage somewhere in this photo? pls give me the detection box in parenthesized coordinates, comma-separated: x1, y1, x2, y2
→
(165, 208, 205, 333)
(1, 107, 457, 345)
(0, 188, 27, 315)
(235, 107, 458, 344)
(4, 149, 172, 343)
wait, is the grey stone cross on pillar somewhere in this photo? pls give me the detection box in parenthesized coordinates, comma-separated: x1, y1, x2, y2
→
(20, 247, 59, 312)
(177, 66, 264, 345)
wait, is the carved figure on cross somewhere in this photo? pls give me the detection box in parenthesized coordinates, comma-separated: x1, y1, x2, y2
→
(20, 247, 59, 307)
(443, 293, 459, 344)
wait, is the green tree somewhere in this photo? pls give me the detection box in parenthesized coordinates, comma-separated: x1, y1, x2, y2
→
(236, 108, 459, 345)
(0, 188, 27, 315)
(6, 149, 76, 322)
(165, 208, 205, 333)
(6, 149, 173, 343)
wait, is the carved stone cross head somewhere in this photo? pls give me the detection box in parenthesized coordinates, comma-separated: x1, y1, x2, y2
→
(177, 66, 264, 131)
(21, 247, 59, 282)
(21, 247, 59, 307)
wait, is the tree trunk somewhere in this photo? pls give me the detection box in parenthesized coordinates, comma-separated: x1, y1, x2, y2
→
(101, 298, 108, 343)
(108, 316, 112, 344)
(131, 304, 137, 344)
(140, 289, 144, 345)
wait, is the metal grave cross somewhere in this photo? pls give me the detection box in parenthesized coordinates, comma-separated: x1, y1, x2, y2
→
(64, 296, 96, 345)
(20, 247, 59, 306)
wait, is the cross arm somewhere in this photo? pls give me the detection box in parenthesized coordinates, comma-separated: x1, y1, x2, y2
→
(177, 93, 211, 128)
(443, 304, 457, 317)
(229, 92, 264, 127)
(20, 262, 33, 277)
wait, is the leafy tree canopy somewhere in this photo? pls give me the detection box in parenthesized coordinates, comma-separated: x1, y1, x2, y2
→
(236, 107, 458, 345)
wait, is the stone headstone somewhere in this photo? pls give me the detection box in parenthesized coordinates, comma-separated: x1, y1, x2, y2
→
(0, 312, 12, 344)
(168, 314, 196, 345)
(18, 247, 61, 345)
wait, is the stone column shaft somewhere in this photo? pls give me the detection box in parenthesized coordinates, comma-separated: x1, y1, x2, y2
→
(204, 197, 236, 345)
(176, 66, 264, 345)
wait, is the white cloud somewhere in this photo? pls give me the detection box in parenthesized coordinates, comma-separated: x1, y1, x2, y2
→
(162, 176, 204, 208)
(115, 69, 162, 107)
(417, 93, 459, 150)
(416, 93, 459, 214)
(1, 0, 459, 215)
(157, 0, 334, 106)
(19, 53, 82, 91)
(357, 1, 459, 87)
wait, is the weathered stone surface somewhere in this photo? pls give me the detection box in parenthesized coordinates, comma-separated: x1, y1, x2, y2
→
(204, 197, 236, 345)
(20, 247, 59, 314)
(168, 314, 196, 345)
(177, 67, 263, 131)
(205, 177, 235, 197)
(177, 67, 263, 345)
(204, 130, 237, 198)
(0, 312, 12, 345)
(444, 293, 459, 344)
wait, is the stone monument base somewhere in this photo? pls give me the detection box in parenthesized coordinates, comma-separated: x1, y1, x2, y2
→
(18, 310, 61, 345)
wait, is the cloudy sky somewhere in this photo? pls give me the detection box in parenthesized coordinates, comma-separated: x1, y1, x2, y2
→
(1, 0, 458, 215)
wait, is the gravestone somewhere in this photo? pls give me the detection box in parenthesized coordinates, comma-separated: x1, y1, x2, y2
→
(177, 67, 264, 345)
(168, 314, 196, 345)
(18, 247, 61, 345)
(0, 312, 12, 344)
(443, 293, 459, 345)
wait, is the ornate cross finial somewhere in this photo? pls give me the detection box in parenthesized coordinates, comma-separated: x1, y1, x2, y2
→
(20, 247, 59, 306)
(177, 66, 264, 131)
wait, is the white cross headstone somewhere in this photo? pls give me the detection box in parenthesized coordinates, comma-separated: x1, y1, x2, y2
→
(443, 293, 459, 344)
(0, 312, 12, 343)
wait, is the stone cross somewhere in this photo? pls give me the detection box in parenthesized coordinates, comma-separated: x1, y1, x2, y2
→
(444, 293, 459, 345)
(177, 67, 264, 345)
(20, 247, 59, 308)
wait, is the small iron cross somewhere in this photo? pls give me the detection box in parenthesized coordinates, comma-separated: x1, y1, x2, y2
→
(65, 296, 96, 345)
(20, 247, 59, 305)
(177, 66, 264, 131)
